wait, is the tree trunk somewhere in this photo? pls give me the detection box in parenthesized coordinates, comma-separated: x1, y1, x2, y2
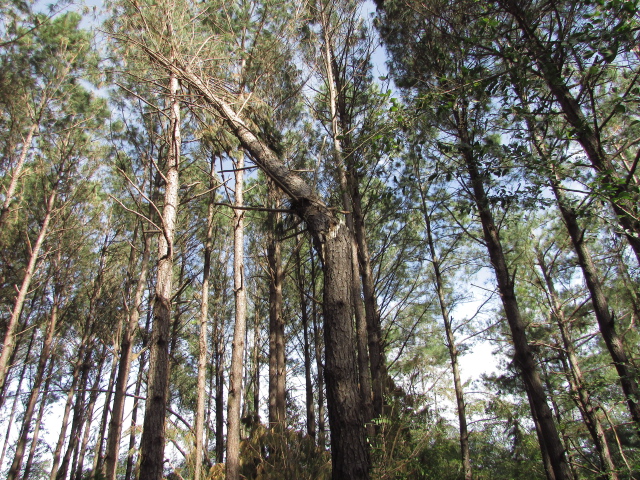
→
(267, 186, 286, 427)
(414, 166, 472, 480)
(138, 71, 181, 480)
(7, 281, 61, 480)
(295, 233, 316, 439)
(319, 4, 374, 429)
(311, 245, 326, 448)
(226, 152, 247, 480)
(0, 123, 37, 233)
(453, 102, 570, 480)
(536, 249, 618, 479)
(23, 356, 55, 480)
(124, 309, 151, 480)
(252, 300, 261, 419)
(72, 350, 106, 480)
(92, 321, 123, 477)
(153, 58, 370, 480)
(0, 316, 36, 470)
(550, 175, 640, 432)
(104, 225, 151, 480)
(194, 167, 216, 480)
(350, 179, 386, 420)
(0, 185, 57, 394)
(56, 346, 93, 480)
(50, 361, 80, 480)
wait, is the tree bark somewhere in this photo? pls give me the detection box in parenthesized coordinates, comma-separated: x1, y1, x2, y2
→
(149, 56, 370, 480)
(7, 279, 61, 480)
(226, 151, 247, 480)
(194, 165, 216, 480)
(267, 186, 286, 427)
(536, 248, 618, 479)
(414, 165, 472, 480)
(453, 102, 571, 480)
(0, 184, 57, 394)
(550, 175, 640, 432)
(138, 71, 181, 480)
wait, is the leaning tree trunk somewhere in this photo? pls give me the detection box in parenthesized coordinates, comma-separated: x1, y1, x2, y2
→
(0, 123, 37, 233)
(550, 175, 640, 432)
(453, 102, 570, 480)
(0, 184, 57, 394)
(49, 358, 80, 480)
(147, 55, 370, 479)
(0, 315, 36, 469)
(226, 152, 247, 480)
(536, 249, 618, 479)
(414, 166, 472, 480)
(7, 280, 61, 480)
(22, 356, 55, 480)
(138, 71, 181, 480)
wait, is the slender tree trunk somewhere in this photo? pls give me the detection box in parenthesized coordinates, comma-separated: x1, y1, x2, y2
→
(23, 356, 55, 480)
(50, 362, 80, 480)
(7, 282, 61, 480)
(0, 317, 36, 470)
(252, 301, 261, 419)
(536, 249, 618, 479)
(56, 346, 93, 480)
(226, 152, 247, 480)
(311, 247, 326, 448)
(0, 123, 37, 233)
(453, 103, 570, 480)
(92, 321, 123, 477)
(124, 311, 151, 480)
(214, 342, 225, 465)
(414, 167, 472, 479)
(72, 352, 106, 480)
(0, 185, 57, 393)
(541, 365, 579, 480)
(194, 169, 216, 480)
(295, 233, 316, 439)
(350, 179, 386, 419)
(550, 175, 640, 432)
(267, 186, 286, 427)
(211, 272, 227, 465)
(138, 72, 181, 480)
